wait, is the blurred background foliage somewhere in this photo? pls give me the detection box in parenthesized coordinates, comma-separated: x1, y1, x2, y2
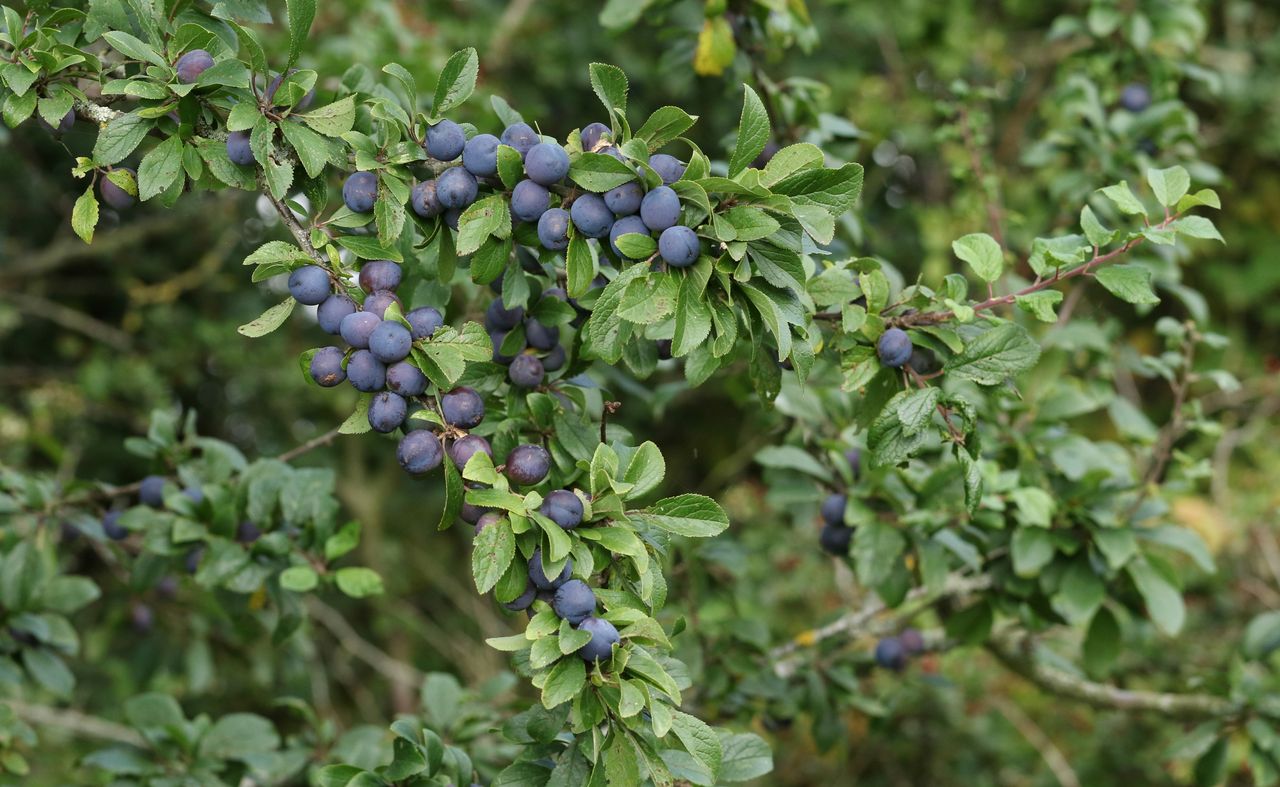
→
(1, 0, 1278, 784)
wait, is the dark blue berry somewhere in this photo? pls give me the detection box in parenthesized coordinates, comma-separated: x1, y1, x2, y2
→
(346, 350, 386, 392)
(386, 361, 427, 396)
(609, 215, 650, 259)
(425, 119, 465, 161)
(441, 387, 485, 429)
(437, 167, 478, 209)
(525, 142, 570, 186)
(639, 186, 680, 232)
(310, 346, 347, 387)
(317, 294, 357, 335)
(540, 489, 583, 529)
(508, 354, 545, 388)
(463, 133, 500, 176)
(412, 179, 443, 218)
(340, 311, 381, 349)
(139, 476, 165, 508)
(658, 225, 700, 267)
(570, 193, 613, 239)
(398, 430, 443, 475)
(288, 265, 331, 305)
(529, 548, 571, 590)
(553, 579, 596, 624)
(449, 434, 492, 469)
(405, 306, 443, 339)
(580, 122, 611, 151)
(537, 208, 570, 251)
(506, 444, 550, 486)
(358, 260, 401, 293)
(877, 328, 913, 368)
(342, 171, 378, 213)
(501, 122, 539, 157)
(648, 154, 685, 185)
(368, 320, 412, 363)
(368, 391, 407, 433)
(604, 181, 643, 216)
(511, 179, 551, 222)
(175, 49, 214, 84)
(576, 616, 620, 662)
(226, 130, 254, 166)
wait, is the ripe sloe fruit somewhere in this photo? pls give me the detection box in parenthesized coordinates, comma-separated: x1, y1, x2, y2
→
(485, 298, 524, 331)
(752, 140, 781, 169)
(524, 319, 559, 351)
(501, 122, 539, 157)
(875, 636, 907, 671)
(640, 186, 680, 232)
(236, 521, 262, 543)
(537, 208, 570, 251)
(425, 119, 465, 161)
(511, 179, 551, 222)
(340, 311, 381, 349)
(504, 579, 537, 611)
(437, 166, 478, 209)
(175, 49, 214, 84)
(542, 344, 566, 372)
(580, 122, 611, 151)
(508, 353, 545, 388)
(604, 181, 643, 216)
(368, 320, 412, 363)
(609, 215, 650, 259)
(444, 208, 461, 230)
(877, 328, 913, 368)
(449, 434, 492, 470)
(226, 130, 254, 166)
(553, 579, 597, 625)
(576, 616, 620, 662)
(102, 511, 128, 540)
(1120, 83, 1152, 113)
(310, 346, 347, 387)
(570, 193, 613, 238)
(540, 489, 583, 529)
(317, 294, 357, 334)
(819, 524, 852, 556)
(368, 391, 407, 433)
(648, 154, 685, 185)
(525, 142, 570, 186)
(288, 265, 331, 305)
(358, 260, 401, 293)
(474, 511, 502, 536)
(658, 225, 700, 267)
(441, 387, 485, 428)
(529, 548, 571, 590)
(460, 500, 489, 524)
(362, 290, 401, 318)
(463, 133, 500, 176)
(506, 444, 551, 486)
(139, 475, 165, 508)
(412, 179, 443, 218)
(342, 171, 378, 213)
(386, 361, 427, 396)
(820, 493, 846, 527)
(346, 349, 386, 392)
(398, 430, 443, 475)
(405, 306, 443, 340)
(99, 169, 136, 210)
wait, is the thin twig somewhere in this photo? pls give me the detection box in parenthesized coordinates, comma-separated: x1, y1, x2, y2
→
(276, 426, 344, 463)
(306, 597, 425, 689)
(986, 632, 1243, 721)
(988, 695, 1081, 787)
(4, 699, 145, 746)
(0, 291, 133, 351)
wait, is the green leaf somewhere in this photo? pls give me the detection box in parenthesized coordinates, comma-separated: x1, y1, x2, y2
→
(338, 395, 372, 435)
(569, 152, 637, 192)
(541, 657, 586, 709)
(1014, 290, 1063, 323)
(1244, 612, 1280, 660)
(137, 135, 184, 200)
(125, 693, 185, 730)
(630, 494, 728, 538)
(1080, 205, 1117, 247)
(1083, 606, 1122, 674)
(771, 163, 864, 218)
(669, 710, 723, 782)
(39, 576, 100, 614)
(431, 48, 479, 117)
(615, 232, 656, 260)
(299, 96, 357, 137)
(22, 649, 73, 698)
(634, 106, 697, 153)
(72, 185, 99, 243)
(102, 31, 167, 67)
(952, 233, 1003, 282)
(588, 62, 628, 127)
(1096, 264, 1160, 305)
(472, 515, 515, 594)
(565, 234, 597, 298)
(754, 445, 832, 482)
(853, 522, 906, 587)
(1171, 215, 1224, 243)
(944, 322, 1041, 385)
(1147, 166, 1190, 208)
(621, 442, 665, 500)
(93, 113, 152, 166)
(1011, 527, 1054, 577)
(456, 195, 511, 256)
(284, 0, 315, 68)
(279, 566, 318, 592)
(237, 297, 296, 337)
(334, 567, 384, 598)
(335, 235, 403, 262)
(1127, 559, 1185, 635)
(199, 713, 281, 759)
(717, 732, 773, 783)
(438, 451, 462, 531)
(727, 85, 770, 178)
(1098, 181, 1147, 216)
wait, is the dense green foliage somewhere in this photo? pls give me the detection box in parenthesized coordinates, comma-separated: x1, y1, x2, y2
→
(1, 0, 1278, 785)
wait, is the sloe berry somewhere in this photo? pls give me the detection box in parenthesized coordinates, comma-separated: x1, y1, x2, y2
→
(553, 579, 596, 625)
(570, 193, 613, 238)
(875, 636, 907, 671)
(385, 361, 427, 396)
(226, 130, 254, 166)
(175, 49, 214, 84)
(405, 306, 443, 339)
(368, 320, 412, 363)
(100, 169, 136, 210)
(412, 179, 443, 218)
(508, 354, 545, 388)
(511, 179, 551, 222)
(462, 133, 500, 176)
(877, 328, 913, 368)
(501, 122, 539, 157)
(310, 346, 347, 387)
(368, 391, 407, 433)
(648, 153, 685, 185)
(345, 350, 386, 392)
(425, 119, 466, 161)
(441, 387, 485, 429)
(576, 616, 620, 662)
(450, 434, 492, 470)
(580, 122, 611, 151)
(485, 298, 524, 331)
(658, 225, 700, 267)
(362, 290, 401, 318)
(139, 475, 165, 508)
(604, 181, 643, 216)
(525, 142, 570, 186)
(609, 215, 650, 259)
(529, 548, 571, 590)
(540, 489, 583, 529)
(537, 208, 570, 251)
(398, 430, 443, 475)
(340, 311, 381, 348)
(639, 186, 680, 232)
(358, 260, 402, 293)
(820, 493, 846, 527)
(317, 294, 357, 334)
(506, 444, 550, 485)
(437, 166, 478, 209)
(343, 171, 378, 213)
(524, 319, 559, 351)
(288, 265, 331, 305)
